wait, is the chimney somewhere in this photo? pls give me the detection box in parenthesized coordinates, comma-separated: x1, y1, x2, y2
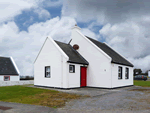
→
(70, 24, 81, 47)
(72, 24, 81, 32)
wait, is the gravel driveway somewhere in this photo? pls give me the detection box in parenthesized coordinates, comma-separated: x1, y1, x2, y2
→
(1, 86, 150, 113)
(56, 86, 150, 113)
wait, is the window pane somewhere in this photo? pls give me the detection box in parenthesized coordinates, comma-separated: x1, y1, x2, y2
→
(69, 65, 75, 73)
(70, 66, 73, 71)
(45, 66, 50, 78)
(118, 67, 122, 79)
(46, 67, 50, 72)
(125, 68, 129, 79)
(5, 77, 9, 81)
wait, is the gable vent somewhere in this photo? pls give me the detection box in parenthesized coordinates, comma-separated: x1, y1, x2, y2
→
(73, 44, 79, 50)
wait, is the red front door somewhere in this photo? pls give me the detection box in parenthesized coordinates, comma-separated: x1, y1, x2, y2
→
(81, 67, 87, 87)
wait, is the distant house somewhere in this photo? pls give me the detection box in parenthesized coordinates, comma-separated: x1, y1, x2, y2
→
(34, 25, 134, 89)
(0, 56, 20, 81)
(148, 71, 150, 77)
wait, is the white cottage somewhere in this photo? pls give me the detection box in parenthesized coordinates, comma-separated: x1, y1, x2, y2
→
(0, 56, 20, 81)
(34, 25, 134, 89)
(148, 71, 150, 77)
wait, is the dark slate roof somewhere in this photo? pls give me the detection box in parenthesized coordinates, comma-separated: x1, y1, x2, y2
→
(0, 57, 19, 75)
(86, 36, 134, 67)
(55, 40, 89, 65)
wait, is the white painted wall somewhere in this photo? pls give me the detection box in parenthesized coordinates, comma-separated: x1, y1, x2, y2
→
(10, 76, 20, 81)
(0, 76, 3, 81)
(68, 63, 85, 88)
(0, 75, 19, 81)
(148, 71, 150, 77)
(34, 37, 69, 88)
(111, 63, 133, 88)
(70, 28, 112, 88)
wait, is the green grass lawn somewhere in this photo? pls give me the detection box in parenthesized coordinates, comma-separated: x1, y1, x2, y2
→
(0, 85, 85, 108)
(134, 80, 150, 87)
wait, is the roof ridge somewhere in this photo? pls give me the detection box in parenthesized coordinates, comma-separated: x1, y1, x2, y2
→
(0, 56, 10, 58)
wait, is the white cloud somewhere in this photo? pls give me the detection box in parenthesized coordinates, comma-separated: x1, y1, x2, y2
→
(81, 28, 99, 40)
(62, 0, 150, 24)
(0, 0, 34, 23)
(0, 16, 76, 75)
(34, 8, 51, 19)
(0, 0, 54, 23)
(129, 56, 150, 72)
(62, 0, 150, 71)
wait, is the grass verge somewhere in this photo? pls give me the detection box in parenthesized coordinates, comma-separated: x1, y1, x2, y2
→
(0, 85, 88, 108)
(134, 80, 150, 87)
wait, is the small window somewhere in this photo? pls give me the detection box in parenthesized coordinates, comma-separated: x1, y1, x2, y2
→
(118, 66, 122, 79)
(125, 68, 129, 79)
(45, 66, 50, 78)
(69, 65, 75, 73)
(4, 76, 10, 81)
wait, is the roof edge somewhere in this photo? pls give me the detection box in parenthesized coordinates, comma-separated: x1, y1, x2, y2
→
(34, 37, 69, 64)
(76, 31, 112, 61)
(34, 37, 48, 63)
(51, 38, 69, 60)
(111, 61, 134, 67)
(10, 57, 20, 75)
(0, 56, 10, 58)
(104, 42, 134, 67)
(67, 61, 88, 65)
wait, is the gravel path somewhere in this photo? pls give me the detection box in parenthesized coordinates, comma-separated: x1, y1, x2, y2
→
(57, 86, 150, 113)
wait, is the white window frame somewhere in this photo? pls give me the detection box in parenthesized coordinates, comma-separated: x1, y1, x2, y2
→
(69, 65, 75, 73)
(45, 66, 50, 78)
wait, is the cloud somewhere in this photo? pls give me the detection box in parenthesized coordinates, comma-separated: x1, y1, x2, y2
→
(128, 56, 150, 72)
(62, 0, 150, 72)
(0, 0, 34, 23)
(0, 16, 76, 75)
(34, 8, 51, 19)
(41, 0, 63, 7)
(62, 0, 150, 24)
(81, 28, 99, 40)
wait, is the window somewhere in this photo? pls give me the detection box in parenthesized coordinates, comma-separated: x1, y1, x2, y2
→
(118, 66, 122, 79)
(45, 66, 50, 78)
(69, 65, 75, 73)
(125, 68, 129, 79)
(4, 76, 10, 81)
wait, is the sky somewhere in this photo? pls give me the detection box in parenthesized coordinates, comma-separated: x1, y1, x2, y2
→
(0, 0, 150, 76)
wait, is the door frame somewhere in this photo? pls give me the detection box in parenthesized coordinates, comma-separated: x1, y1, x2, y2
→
(80, 66, 87, 87)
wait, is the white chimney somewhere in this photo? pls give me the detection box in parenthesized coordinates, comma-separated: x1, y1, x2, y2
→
(70, 24, 81, 49)
(71, 24, 81, 40)
(72, 24, 81, 31)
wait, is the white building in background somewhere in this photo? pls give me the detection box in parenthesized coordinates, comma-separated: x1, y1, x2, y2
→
(0, 56, 20, 81)
(34, 25, 134, 89)
(148, 71, 150, 77)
